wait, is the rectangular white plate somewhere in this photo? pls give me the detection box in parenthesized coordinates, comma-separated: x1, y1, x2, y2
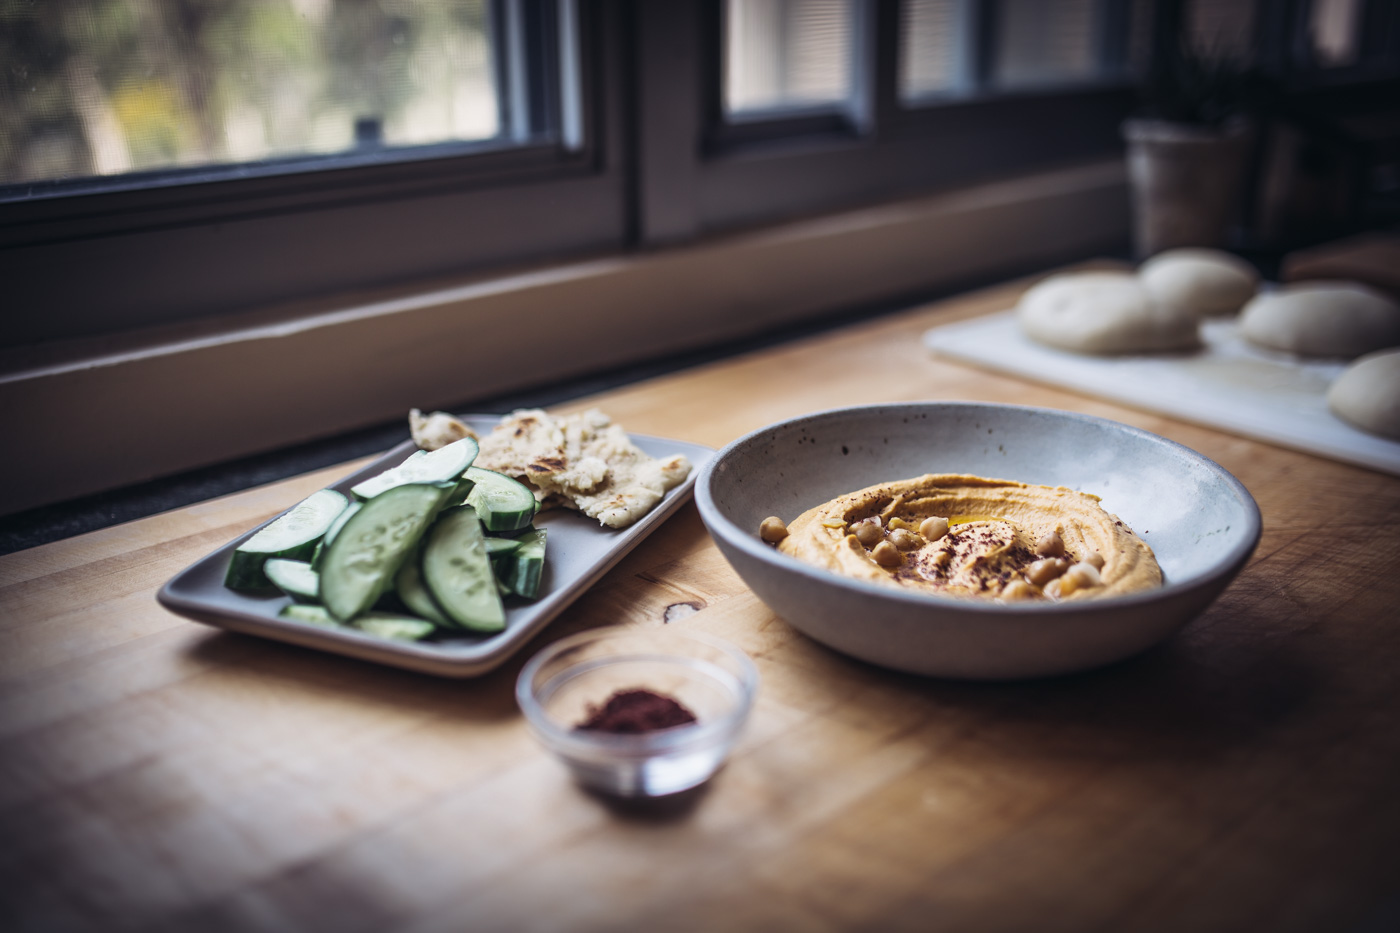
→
(158, 416, 714, 677)
(924, 310, 1400, 477)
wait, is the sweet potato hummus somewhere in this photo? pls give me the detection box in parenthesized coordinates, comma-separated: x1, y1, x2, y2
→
(774, 474, 1162, 601)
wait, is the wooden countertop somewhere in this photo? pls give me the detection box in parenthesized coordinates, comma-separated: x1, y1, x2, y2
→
(5, 270, 1400, 932)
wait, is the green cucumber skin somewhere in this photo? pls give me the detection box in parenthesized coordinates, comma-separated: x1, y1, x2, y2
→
(499, 527, 547, 599)
(225, 489, 348, 590)
(226, 542, 315, 590)
(421, 505, 507, 632)
(319, 484, 451, 621)
(463, 467, 537, 533)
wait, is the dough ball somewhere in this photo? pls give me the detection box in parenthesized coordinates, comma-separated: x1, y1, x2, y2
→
(1327, 348, 1400, 439)
(1240, 282, 1400, 358)
(1139, 248, 1258, 317)
(1016, 272, 1200, 355)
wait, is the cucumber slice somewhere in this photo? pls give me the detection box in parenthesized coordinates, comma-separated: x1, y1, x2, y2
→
(263, 558, 319, 602)
(279, 604, 436, 641)
(312, 500, 362, 570)
(497, 527, 547, 599)
(421, 505, 506, 632)
(319, 483, 451, 621)
(351, 438, 478, 500)
(464, 467, 537, 533)
(484, 536, 523, 558)
(279, 604, 343, 628)
(353, 613, 436, 642)
(395, 543, 450, 626)
(225, 489, 348, 590)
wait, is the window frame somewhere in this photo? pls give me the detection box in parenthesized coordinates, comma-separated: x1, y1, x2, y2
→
(9, 0, 1394, 351)
(634, 0, 1139, 243)
(0, 0, 627, 347)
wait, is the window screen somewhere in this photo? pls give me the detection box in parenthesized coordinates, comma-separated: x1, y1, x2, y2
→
(0, 0, 503, 189)
(900, 0, 971, 101)
(724, 0, 855, 117)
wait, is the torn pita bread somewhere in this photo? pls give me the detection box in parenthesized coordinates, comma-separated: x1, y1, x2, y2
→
(409, 409, 477, 451)
(408, 407, 691, 529)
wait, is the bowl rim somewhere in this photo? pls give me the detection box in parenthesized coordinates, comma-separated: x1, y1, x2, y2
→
(515, 625, 760, 754)
(695, 401, 1262, 615)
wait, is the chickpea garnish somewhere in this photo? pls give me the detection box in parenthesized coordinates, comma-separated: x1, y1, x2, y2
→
(919, 516, 950, 541)
(1025, 557, 1068, 586)
(871, 540, 903, 568)
(1035, 529, 1065, 558)
(888, 529, 923, 551)
(1064, 561, 1102, 588)
(1045, 562, 1102, 599)
(1084, 552, 1105, 570)
(759, 516, 789, 544)
(1001, 580, 1039, 601)
(887, 516, 912, 531)
(852, 518, 884, 546)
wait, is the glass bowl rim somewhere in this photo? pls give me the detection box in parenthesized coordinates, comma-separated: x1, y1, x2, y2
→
(515, 625, 760, 755)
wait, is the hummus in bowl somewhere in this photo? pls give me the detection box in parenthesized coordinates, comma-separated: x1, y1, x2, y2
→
(777, 474, 1162, 601)
(695, 402, 1261, 679)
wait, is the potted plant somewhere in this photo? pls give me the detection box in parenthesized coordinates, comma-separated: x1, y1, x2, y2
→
(1123, 45, 1258, 258)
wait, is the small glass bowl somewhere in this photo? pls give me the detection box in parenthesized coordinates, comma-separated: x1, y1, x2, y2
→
(516, 626, 759, 798)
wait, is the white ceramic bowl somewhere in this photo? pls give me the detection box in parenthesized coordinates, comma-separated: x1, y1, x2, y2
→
(695, 402, 1261, 679)
(516, 626, 759, 797)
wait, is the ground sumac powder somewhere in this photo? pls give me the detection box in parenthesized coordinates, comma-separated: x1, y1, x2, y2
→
(575, 688, 698, 734)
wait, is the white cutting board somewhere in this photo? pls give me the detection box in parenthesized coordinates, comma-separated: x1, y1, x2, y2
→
(923, 310, 1400, 477)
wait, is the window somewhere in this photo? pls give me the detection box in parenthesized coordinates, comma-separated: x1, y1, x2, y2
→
(0, 0, 581, 194)
(1, 1, 505, 189)
(0, 1, 1167, 347)
(1, 0, 614, 348)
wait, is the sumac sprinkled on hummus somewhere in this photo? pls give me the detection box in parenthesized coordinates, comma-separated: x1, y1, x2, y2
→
(775, 474, 1162, 601)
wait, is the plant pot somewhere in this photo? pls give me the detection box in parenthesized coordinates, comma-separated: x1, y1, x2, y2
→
(1123, 118, 1253, 259)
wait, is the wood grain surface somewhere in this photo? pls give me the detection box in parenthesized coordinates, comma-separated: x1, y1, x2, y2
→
(4, 270, 1400, 933)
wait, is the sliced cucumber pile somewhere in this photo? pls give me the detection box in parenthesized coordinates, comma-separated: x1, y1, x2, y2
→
(320, 483, 451, 621)
(225, 433, 548, 643)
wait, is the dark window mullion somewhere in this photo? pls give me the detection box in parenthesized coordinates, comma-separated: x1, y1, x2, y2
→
(863, 0, 902, 137)
(632, 0, 703, 245)
(971, 0, 999, 90)
(1096, 0, 1135, 76)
